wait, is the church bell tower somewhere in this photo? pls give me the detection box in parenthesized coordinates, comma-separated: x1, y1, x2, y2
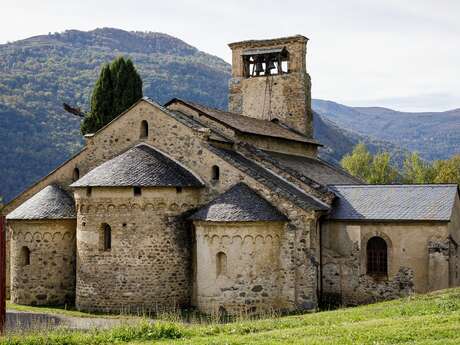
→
(228, 35, 313, 137)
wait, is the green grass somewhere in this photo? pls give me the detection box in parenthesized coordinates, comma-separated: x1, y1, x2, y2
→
(3, 288, 460, 344)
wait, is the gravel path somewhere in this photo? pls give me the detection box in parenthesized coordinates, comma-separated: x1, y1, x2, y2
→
(5, 309, 138, 332)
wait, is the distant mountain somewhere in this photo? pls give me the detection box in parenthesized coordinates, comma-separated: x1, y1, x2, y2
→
(0, 28, 451, 203)
(313, 99, 460, 161)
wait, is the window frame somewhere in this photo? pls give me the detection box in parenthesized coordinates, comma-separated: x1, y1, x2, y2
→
(366, 236, 388, 278)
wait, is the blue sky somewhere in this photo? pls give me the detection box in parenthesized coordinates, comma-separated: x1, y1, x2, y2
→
(1, 0, 459, 112)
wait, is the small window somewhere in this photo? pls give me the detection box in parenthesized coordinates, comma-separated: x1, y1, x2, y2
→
(367, 237, 388, 277)
(86, 187, 92, 197)
(176, 187, 183, 193)
(72, 167, 80, 182)
(133, 186, 142, 196)
(212, 165, 220, 181)
(20, 246, 30, 267)
(102, 224, 112, 251)
(140, 120, 149, 139)
(216, 252, 227, 277)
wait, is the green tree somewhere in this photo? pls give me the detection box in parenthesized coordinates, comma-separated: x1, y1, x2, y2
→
(432, 155, 460, 185)
(81, 57, 142, 135)
(341, 143, 372, 182)
(111, 58, 143, 117)
(402, 152, 435, 183)
(369, 152, 399, 184)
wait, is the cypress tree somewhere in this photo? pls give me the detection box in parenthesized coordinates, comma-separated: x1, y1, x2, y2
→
(81, 57, 143, 135)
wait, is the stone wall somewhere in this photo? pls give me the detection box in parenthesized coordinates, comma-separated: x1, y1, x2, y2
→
(320, 221, 453, 306)
(193, 221, 285, 314)
(9, 219, 76, 305)
(74, 186, 201, 313)
(228, 36, 313, 137)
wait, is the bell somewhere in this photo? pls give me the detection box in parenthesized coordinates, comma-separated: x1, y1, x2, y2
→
(254, 61, 264, 75)
(265, 59, 276, 75)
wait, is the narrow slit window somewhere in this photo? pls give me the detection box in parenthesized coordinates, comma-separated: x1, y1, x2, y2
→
(367, 237, 388, 277)
(140, 120, 149, 139)
(86, 187, 92, 197)
(133, 186, 142, 196)
(212, 165, 220, 181)
(216, 252, 227, 277)
(103, 224, 112, 251)
(72, 167, 80, 182)
(20, 246, 30, 267)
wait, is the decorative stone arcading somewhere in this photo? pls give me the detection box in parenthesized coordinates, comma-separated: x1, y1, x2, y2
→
(9, 219, 76, 306)
(75, 188, 199, 313)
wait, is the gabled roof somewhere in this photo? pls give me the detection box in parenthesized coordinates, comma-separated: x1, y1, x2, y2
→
(329, 184, 459, 221)
(7, 185, 76, 220)
(71, 144, 203, 188)
(263, 151, 361, 186)
(189, 183, 287, 222)
(207, 144, 330, 211)
(164, 98, 321, 145)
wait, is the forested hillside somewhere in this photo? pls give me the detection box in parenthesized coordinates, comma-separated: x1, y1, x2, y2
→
(313, 99, 460, 161)
(0, 28, 230, 202)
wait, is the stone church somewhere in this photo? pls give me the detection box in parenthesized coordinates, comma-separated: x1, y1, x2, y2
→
(3, 35, 460, 314)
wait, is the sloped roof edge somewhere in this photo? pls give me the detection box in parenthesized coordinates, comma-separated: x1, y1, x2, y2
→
(189, 182, 288, 222)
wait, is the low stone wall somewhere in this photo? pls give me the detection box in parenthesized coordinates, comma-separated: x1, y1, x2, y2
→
(9, 219, 76, 306)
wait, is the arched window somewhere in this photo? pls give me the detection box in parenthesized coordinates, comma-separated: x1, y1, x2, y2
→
(20, 246, 30, 267)
(212, 165, 220, 181)
(140, 120, 149, 139)
(367, 237, 388, 276)
(102, 224, 112, 251)
(72, 167, 80, 182)
(216, 252, 227, 277)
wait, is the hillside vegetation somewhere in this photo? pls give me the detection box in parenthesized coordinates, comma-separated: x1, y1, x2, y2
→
(313, 99, 460, 161)
(3, 288, 460, 344)
(0, 28, 230, 202)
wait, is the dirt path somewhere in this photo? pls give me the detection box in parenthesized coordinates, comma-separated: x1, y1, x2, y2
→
(5, 309, 138, 332)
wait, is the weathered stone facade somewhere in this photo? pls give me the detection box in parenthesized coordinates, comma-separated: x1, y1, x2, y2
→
(193, 221, 285, 314)
(9, 219, 76, 305)
(75, 187, 200, 312)
(320, 220, 459, 306)
(228, 36, 313, 137)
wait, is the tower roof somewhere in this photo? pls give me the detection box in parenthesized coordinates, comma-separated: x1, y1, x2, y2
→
(189, 182, 288, 222)
(228, 35, 308, 49)
(7, 185, 76, 220)
(71, 144, 203, 188)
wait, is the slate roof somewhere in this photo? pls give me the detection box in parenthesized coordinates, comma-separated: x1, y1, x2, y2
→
(263, 151, 361, 186)
(189, 182, 288, 222)
(207, 144, 330, 211)
(329, 184, 459, 221)
(71, 144, 203, 188)
(165, 99, 321, 145)
(7, 185, 76, 220)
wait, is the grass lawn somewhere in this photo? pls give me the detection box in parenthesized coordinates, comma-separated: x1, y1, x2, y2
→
(3, 288, 460, 344)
